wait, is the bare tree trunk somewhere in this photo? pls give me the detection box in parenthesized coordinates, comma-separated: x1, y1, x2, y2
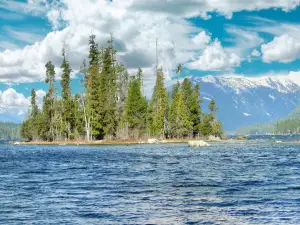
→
(80, 94, 91, 142)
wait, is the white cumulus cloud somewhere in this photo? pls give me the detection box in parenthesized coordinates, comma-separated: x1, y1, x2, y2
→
(0, 88, 46, 119)
(261, 34, 300, 63)
(1, 0, 300, 86)
(186, 40, 241, 71)
(251, 49, 261, 57)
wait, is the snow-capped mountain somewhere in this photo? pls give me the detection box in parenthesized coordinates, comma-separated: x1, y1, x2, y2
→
(191, 73, 300, 131)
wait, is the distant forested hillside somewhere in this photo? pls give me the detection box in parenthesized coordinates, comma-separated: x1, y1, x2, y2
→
(0, 122, 21, 140)
(236, 106, 300, 134)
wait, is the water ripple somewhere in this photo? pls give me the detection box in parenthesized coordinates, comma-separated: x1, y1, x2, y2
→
(0, 141, 300, 224)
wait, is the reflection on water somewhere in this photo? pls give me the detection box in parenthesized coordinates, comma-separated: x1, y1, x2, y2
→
(0, 141, 300, 224)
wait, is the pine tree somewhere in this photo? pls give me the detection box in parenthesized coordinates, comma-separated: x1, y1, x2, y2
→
(200, 114, 213, 136)
(60, 48, 75, 140)
(180, 78, 202, 137)
(21, 89, 39, 141)
(189, 84, 202, 137)
(21, 119, 33, 141)
(200, 99, 222, 137)
(98, 37, 118, 139)
(116, 64, 129, 139)
(208, 99, 223, 137)
(86, 35, 101, 139)
(136, 67, 144, 96)
(125, 70, 148, 138)
(88, 34, 99, 65)
(87, 62, 101, 138)
(20, 34, 223, 142)
(30, 89, 39, 118)
(208, 99, 217, 115)
(148, 68, 168, 138)
(43, 61, 56, 141)
(168, 83, 192, 138)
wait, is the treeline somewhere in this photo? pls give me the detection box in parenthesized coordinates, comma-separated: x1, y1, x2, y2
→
(0, 122, 20, 140)
(21, 35, 222, 141)
(275, 119, 300, 134)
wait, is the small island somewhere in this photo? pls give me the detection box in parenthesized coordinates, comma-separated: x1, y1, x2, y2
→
(20, 35, 222, 144)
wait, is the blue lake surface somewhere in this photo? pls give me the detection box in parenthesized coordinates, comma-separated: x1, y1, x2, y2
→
(0, 141, 300, 224)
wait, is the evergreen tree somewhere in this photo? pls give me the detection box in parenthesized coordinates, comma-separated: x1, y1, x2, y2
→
(201, 99, 222, 137)
(125, 70, 148, 138)
(148, 68, 168, 138)
(21, 120, 33, 141)
(189, 84, 202, 137)
(30, 89, 39, 118)
(116, 64, 129, 138)
(20, 34, 222, 142)
(60, 48, 75, 140)
(136, 67, 144, 96)
(176, 64, 182, 81)
(98, 37, 118, 139)
(181, 78, 202, 137)
(29, 89, 40, 140)
(171, 82, 180, 99)
(87, 62, 101, 138)
(88, 34, 99, 65)
(86, 35, 101, 139)
(208, 99, 223, 136)
(43, 61, 56, 141)
(208, 99, 217, 115)
(1, 122, 21, 140)
(200, 114, 213, 136)
(168, 83, 192, 138)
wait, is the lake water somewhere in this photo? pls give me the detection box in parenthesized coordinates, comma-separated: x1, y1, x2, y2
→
(1, 140, 300, 224)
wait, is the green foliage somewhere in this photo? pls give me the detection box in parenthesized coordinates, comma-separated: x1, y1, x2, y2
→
(61, 49, 75, 140)
(87, 62, 101, 138)
(236, 106, 300, 135)
(0, 122, 20, 140)
(200, 99, 222, 137)
(208, 99, 217, 113)
(98, 41, 118, 139)
(125, 70, 148, 138)
(43, 61, 57, 141)
(21, 119, 32, 141)
(181, 78, 202, 137)
(275, 119, 300, 134)
(168, 82, 192, 138)
(21, 35, 223, 141)
(30, 89, 39, 118)
(88, 34, 99, 65)
(148, 68, 168, 138)
(189, 84, 202, 137)
(200, 114, 213, 136)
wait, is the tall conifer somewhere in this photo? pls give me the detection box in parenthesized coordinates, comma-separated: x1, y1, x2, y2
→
(43, 61, 56, 141)
(148, 68, 168, 138)
(60, 48, 74, 139)
(125, 70, 148, 138)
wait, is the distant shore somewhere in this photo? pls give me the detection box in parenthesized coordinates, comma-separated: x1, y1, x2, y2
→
(12, 138, 231, 146)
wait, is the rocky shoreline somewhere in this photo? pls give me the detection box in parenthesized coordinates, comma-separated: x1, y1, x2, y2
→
(11, 137, 227, 146)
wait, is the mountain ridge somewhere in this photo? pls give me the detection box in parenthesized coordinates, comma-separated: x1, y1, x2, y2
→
(236, 106, 300, 134)
(190, 72, 300, 131)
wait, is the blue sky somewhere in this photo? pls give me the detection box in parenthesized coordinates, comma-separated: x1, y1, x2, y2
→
(1, 0, 300, 121)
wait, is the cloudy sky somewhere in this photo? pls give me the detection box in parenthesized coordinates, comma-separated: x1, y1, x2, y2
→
(1, 0, 300, 121)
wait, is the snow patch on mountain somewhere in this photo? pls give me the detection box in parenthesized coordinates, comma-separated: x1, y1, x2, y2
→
(191, 72, 300, 131)
(194, 71, 300, 94)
